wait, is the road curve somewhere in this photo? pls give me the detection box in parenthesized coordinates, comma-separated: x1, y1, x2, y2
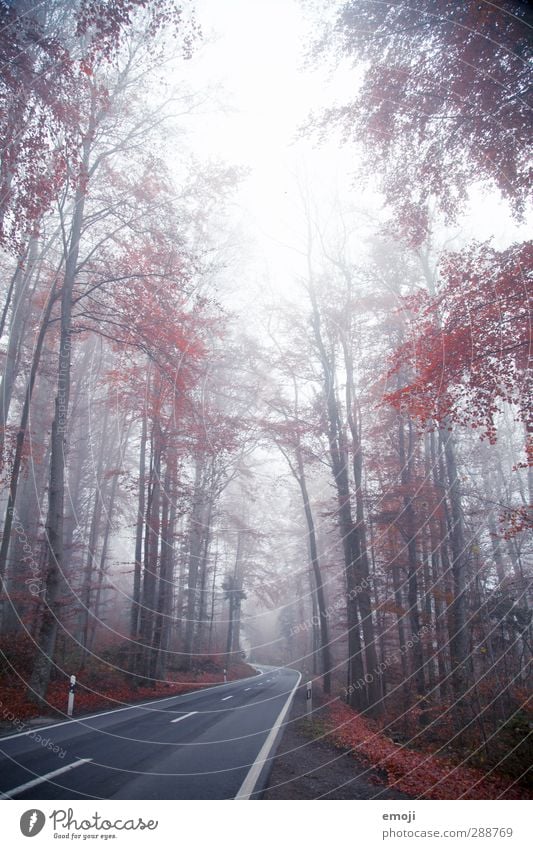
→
(0, 665, 301, 800)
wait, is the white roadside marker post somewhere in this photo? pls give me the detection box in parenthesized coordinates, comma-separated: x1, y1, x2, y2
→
(67, 674, 76, 717)
(223, 668, 227, 683)
(306, 680, 312, 722)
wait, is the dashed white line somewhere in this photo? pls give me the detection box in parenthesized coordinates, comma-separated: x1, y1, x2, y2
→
(3, 758, 93, 798)
(221, 696, 233, 701)
(244, 688, 251, 691)
(170, 711, 198, 723)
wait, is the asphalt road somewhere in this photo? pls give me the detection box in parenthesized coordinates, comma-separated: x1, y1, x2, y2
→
(0, 666, 301, 800)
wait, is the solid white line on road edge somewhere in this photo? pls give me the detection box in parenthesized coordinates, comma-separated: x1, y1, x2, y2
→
(2, 758, 93, 799)
(221, 696, 233, 701)
(235, 669, 302, 800)
(170, 711, 198, 723)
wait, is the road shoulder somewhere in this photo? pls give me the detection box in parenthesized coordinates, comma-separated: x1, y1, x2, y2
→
(262, 688, 411, 800)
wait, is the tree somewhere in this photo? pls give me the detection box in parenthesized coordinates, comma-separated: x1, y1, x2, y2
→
(307, 0, 531, 741)
(25, 1, 200, 702)
(264, 382, 333, 694)
(386, 240, 532, 449)
(312, 0, 532, 237)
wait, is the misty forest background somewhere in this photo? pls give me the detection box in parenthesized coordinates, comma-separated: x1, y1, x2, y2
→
(0, 0, 531, 795)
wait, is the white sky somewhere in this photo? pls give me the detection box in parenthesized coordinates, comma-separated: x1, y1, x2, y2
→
(175, 0, 358, 307)
(192, 0, 314, 161)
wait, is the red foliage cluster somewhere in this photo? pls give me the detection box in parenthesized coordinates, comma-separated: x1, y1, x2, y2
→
(499, 505, 533, 540)
(0, 4, 74, 250)
(0, 0, 200, 252)
(318, 1, 531, 228)
(386, 241, 532, 441)
(0, 685, 40, 722)
(76, 0, 200, 62)
(325, 701, 529, 800)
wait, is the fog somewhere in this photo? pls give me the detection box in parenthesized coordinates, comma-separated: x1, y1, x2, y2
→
(0, 0, 531, 803)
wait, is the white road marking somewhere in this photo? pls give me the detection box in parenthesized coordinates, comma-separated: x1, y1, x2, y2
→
(221, 696, 233, 701)
(244, 688, 251, 691)
(2, 758, 93, 799)
(235, 670, 302, 800)
(0, 676, 258, 742)
(170, 711, 198, 723)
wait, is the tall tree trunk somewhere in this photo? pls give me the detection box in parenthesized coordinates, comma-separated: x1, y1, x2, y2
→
(0, 281, 57, 599)
(294, 444, 332, 693)
(175, 517, 187, 647)
(28, 108, 95, 702)
(398, 416, 425, 699)
(207, 544, 219, 654)
(196, 496, 214, 652)
(2, 372, 51, 634)
(130, 408, 147, 657)
(183, 456, 206, 669)
(226, 530, 244, 662)
(426, 432, 449, 698)
(439, 425, 471, 730)
(79, 399, 110, 651)
(0, 243, 29, 340)
(86, 461, 121, 654)
(139, 426, 162, 682)
(150, 455, 177, 680)
(0, 237, 37, 464)
(308, 283, 377, 711)
(390, 537, 410, 705)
